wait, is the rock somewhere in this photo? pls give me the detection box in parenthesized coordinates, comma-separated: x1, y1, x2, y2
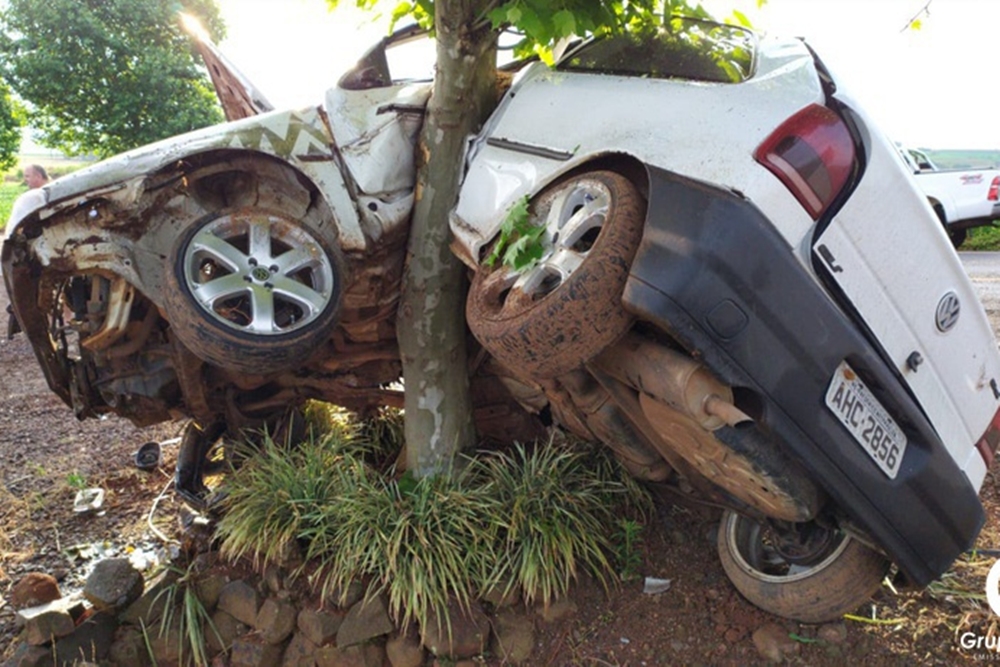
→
(480, 579, 520, 608)
(327, 581, 364, 608)
(386, 629, 425, 667)
(298, 607, 343, 647)
(536, 597, 578, 623)
(218, 579, 263, 627)
(491, 611, 535, 665)
(336, 596, 393, 648)
(195, 572, 230, 611)
(84, 558, 144, 613)
(231, 636, 285, 667)
(3, 643, 50, 667)
(282, 632, 319, 667)
(108, 626, 150, 667)
(264, 565, 284, 594)
(207, 609, 250, 654)
(315, 643, 385, 667)
(421, 600, 490, 660)
(818, 621, 848, 645)
(54, 611, 117, 663)
(16, 594, 86, 628)
(11, 572, 61, 610)
(752, 622, 800, 662)
(118, 569, 179, 626)
(256, 597, 297, 645)
(147, 619, 183, 665)
(23, 607, 76, 646)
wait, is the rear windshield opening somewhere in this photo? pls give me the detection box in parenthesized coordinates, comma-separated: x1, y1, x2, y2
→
(558, 17, 756, 84)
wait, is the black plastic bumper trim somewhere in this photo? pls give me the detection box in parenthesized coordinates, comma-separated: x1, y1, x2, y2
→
(624, 165, 983, 586)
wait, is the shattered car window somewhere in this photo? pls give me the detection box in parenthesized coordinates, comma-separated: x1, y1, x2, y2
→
(558, 17, 756, 84)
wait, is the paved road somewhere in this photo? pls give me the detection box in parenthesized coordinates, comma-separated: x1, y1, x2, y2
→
(961, 252, 1000, 308)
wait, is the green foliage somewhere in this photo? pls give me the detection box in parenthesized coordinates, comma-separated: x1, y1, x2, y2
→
(614, 518, 644, 581)
(963, 225, 1000, 251)
(484, 195, 547, 271)
(65, 471, 87, 490)
(0, 180, 26, 231)
(0, 0, 226, 159)
(151, 563, 223, 667)
(0, 81, 20, 172)
(216, 418, 651, 631)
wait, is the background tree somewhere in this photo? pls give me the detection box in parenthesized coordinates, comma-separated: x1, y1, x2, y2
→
(328, 0, 712, 476)
(0, 0, 225, 158)
(0, 79, 20, 172)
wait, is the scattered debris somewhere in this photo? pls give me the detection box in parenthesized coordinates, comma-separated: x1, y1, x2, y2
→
(133, 441, 161, 471)
(643, 577, 672, 595)
(72, 488, 104, 513)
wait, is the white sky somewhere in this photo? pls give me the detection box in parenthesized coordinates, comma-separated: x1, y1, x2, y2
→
(214, 0, 1000, 150)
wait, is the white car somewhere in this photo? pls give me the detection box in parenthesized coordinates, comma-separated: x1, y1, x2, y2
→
(4, 18, 999, 622)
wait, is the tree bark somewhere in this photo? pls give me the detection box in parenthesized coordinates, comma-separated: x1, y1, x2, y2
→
(397, 1, 498, 476)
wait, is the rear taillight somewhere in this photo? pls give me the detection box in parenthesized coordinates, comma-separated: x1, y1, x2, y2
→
(988, 176, 999, 202)
(975, 406, 1000, 469)
(754, 104, 857, 220)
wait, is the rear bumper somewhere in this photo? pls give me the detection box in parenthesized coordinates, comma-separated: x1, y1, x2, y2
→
(625, 166, 983, 586)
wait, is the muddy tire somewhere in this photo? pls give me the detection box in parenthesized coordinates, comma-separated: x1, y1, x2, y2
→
(467, 171, 644, 378)
(163, 206, 344, 375)
(717, 510, 889, 623)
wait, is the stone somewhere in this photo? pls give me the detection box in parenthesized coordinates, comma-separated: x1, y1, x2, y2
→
(818, 621, 848, 645)
(3, 643, 50, 667)
(118, 569, 179, 626)
(207, 609, 250, 654)
(147, 619, 183, 665)
(480, 579, 520, 608)
(536, 597, 578, 623)
(264, 565, 284, 594)
(108, 626, 150, 667)
(298, 607, 343, 647)
(421, 600, 490, 660)
(256, 597, 297, 645)
(336, 596, 393, 648)
(195, 572, 230, 611)
(752, 622, 800, 662)
(327, 581, 364, 608)
(84, 558, 144, 613)
(315, 643, 385, 667)
(11, 572, 61, 609)
(231, 636, 285, 667)
(16, 594, 86, 628)
(491, 610, 535, 665)
(54, 611, 117, 663)
(386, 629, 425, 667)
(23, 607, 76, 646)
(282, 632, 319, 667)
(218, 579, 263, 627)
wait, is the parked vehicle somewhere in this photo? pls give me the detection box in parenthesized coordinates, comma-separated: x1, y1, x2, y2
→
(5, 17, 1000, 624)
(898, 145, 1000, 247)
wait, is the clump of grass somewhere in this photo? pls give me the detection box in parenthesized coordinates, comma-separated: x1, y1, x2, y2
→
(215, 418, 651, 631)
(477, 440, 645, 608)
(150, 562, 222, 667)
(214, 430, 353, 568)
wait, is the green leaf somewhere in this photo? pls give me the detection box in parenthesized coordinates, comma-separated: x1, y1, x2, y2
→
(506, 4, 523, 25)
(552, 9, 576, 38)
(731, 9, 752, 28)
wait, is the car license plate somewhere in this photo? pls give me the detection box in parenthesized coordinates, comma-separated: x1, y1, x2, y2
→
(825, 362, 907, 479)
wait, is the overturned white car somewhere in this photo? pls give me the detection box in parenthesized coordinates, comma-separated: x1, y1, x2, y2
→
(5, 18, 1000, 623)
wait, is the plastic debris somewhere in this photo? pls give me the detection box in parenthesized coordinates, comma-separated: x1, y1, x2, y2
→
(643, 577, 672, 595)
(133, 441, 161, 471)
(73, 488, 105, 513)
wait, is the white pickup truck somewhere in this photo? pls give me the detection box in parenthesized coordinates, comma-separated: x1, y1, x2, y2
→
(900, 146, 1000, 247)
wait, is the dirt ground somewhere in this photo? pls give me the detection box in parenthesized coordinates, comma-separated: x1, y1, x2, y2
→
(4, 283, 1000, 665)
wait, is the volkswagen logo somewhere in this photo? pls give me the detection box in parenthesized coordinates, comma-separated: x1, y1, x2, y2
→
(936, 292, 961, 332)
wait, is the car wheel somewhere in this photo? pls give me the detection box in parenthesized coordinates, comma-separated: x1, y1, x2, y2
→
(948, 227, 967, 249)
(466, 170, 644, 378)
(163, 207, 343, 375)
(717, 510, 889, 623)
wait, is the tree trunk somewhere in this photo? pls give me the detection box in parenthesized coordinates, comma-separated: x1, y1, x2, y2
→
(397, 1, 498, 476)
